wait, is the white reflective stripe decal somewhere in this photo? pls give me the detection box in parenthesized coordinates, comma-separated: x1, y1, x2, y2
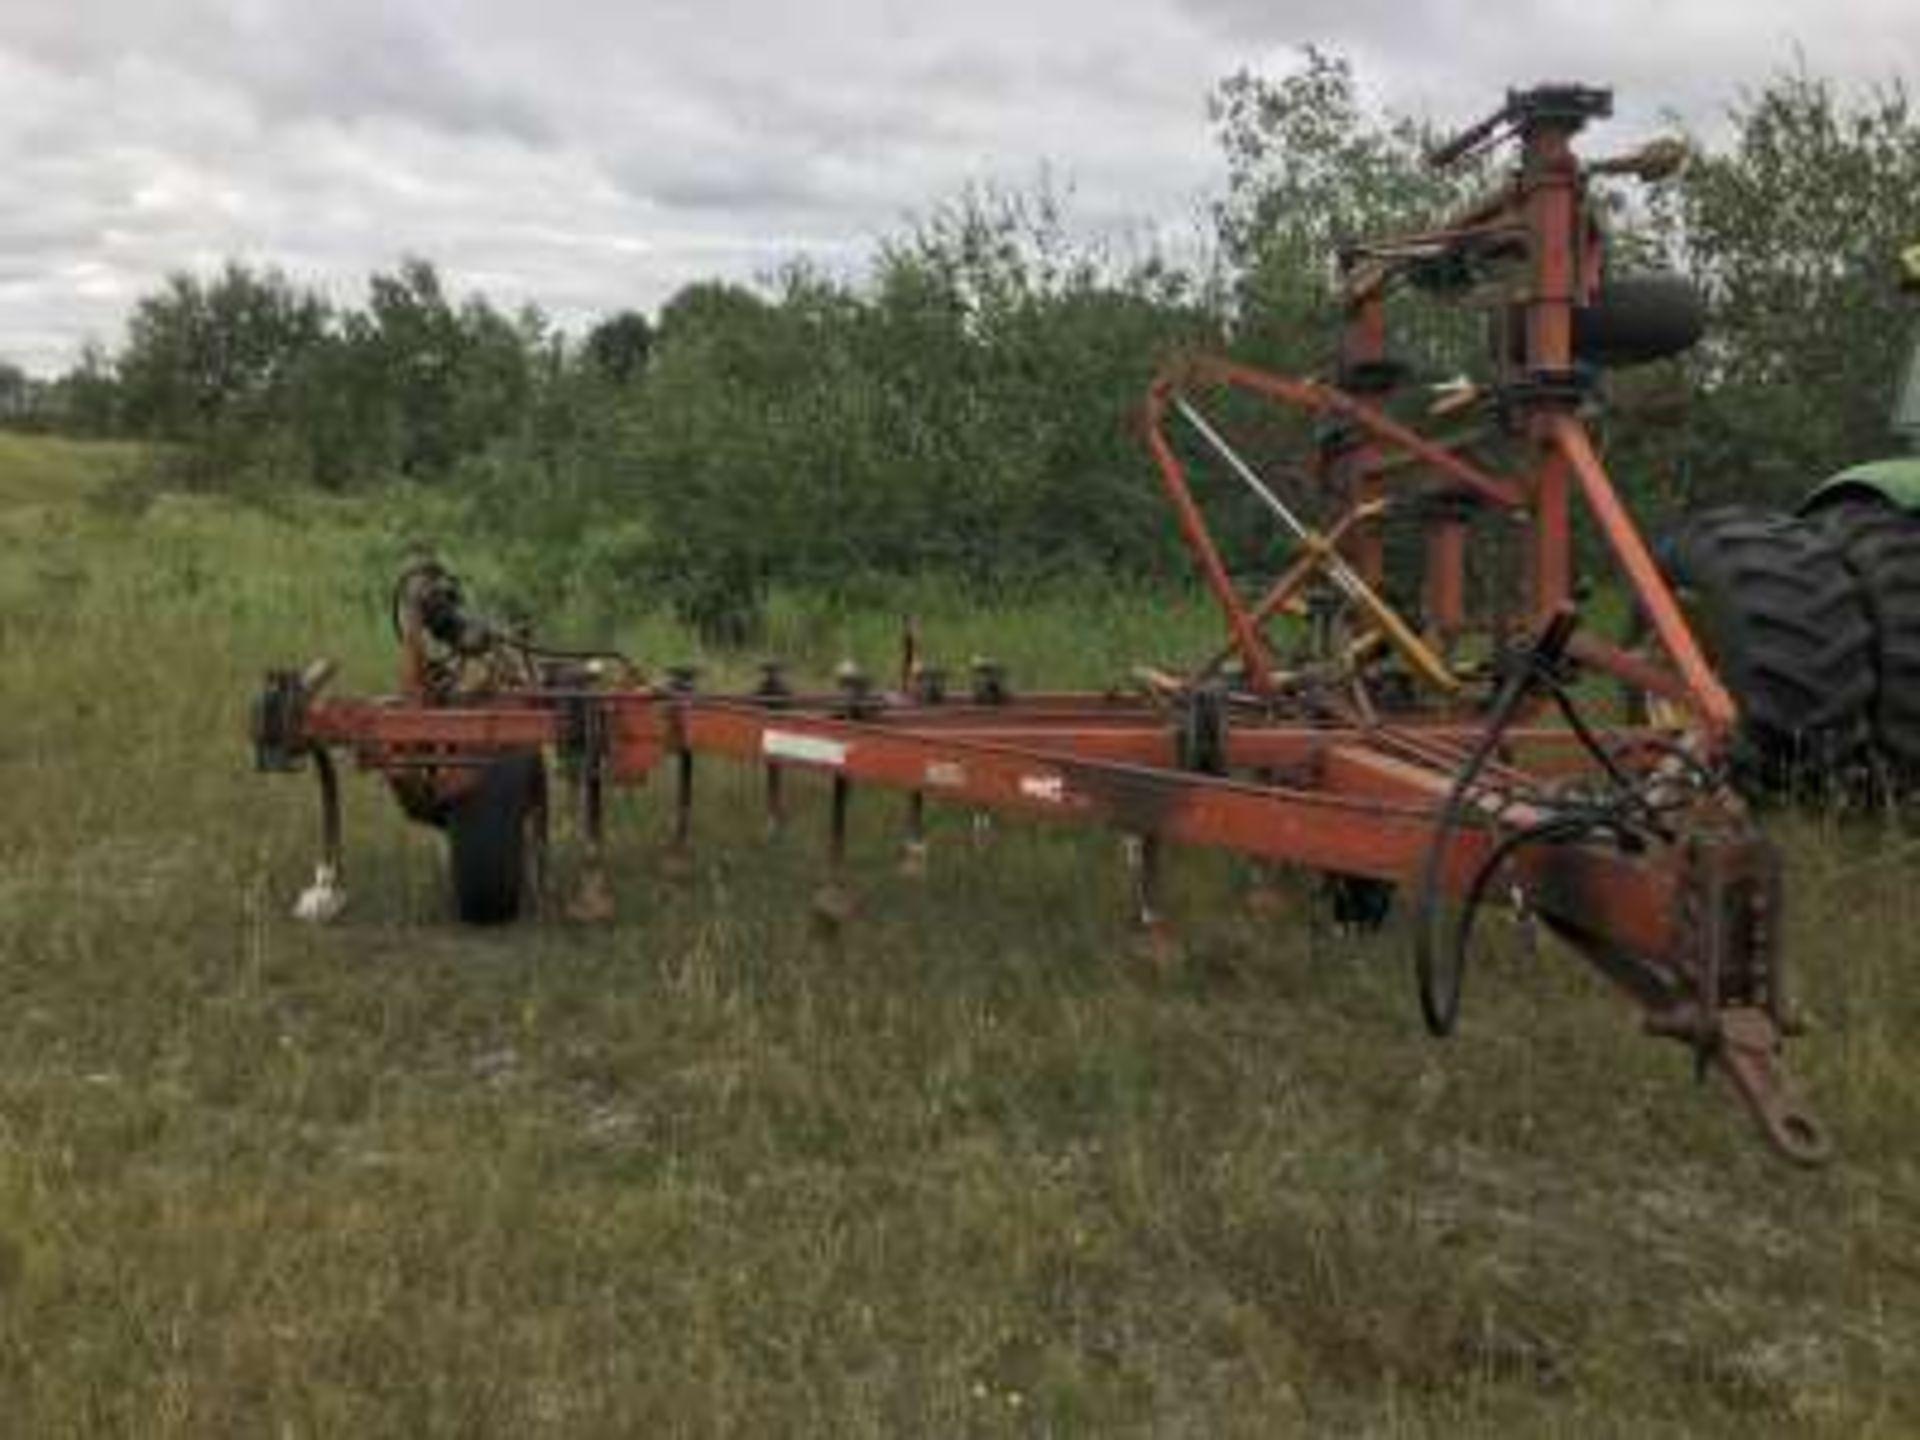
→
(761, 729, 848, 767)
(1018, 774, 1066, 804)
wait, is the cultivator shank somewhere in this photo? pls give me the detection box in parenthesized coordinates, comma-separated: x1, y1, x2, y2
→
(250, 83, 1833, 1162)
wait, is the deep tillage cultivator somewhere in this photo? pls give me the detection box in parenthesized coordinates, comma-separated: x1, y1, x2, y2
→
(252, 85, 1834, 1163)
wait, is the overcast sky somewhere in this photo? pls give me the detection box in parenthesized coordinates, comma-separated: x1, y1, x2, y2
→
(0, 0, 1914, 373)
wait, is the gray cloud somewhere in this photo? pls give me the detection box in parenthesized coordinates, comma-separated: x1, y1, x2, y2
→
(1175, 0, 1918, 129)
(0, 0, 1914, 373)
(0, 1, 554, 142)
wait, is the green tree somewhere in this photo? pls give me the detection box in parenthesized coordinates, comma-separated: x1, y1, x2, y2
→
(582, 310, 654, 384)
(48, 342, 123, 438)
(115, 263, 330, 480)
(0, 360, 28, 423)
(611, 188, 1220, 640)
(1209, 48, 1481, 373)
(1650, 68, 1920, 504)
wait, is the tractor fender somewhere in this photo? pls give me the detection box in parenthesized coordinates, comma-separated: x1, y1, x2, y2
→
(1799, 457, 1920, 516)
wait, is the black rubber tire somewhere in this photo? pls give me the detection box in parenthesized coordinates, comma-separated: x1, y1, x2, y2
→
(1661, 505, 1876, 793)
(447, 752, 546, 924)
(1323, 873, 1394, 932)
(1573, 271, 1704, 367)
(1809, 495, 1920, 784)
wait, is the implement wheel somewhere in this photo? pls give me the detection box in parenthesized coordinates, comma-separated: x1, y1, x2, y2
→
(1660, 505, 1875, 794)
(447, 752, 547, 924)
(1811, 495, 1920, 786)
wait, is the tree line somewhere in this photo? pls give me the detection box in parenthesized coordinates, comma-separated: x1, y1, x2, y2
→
(13, 54, 1920, 633)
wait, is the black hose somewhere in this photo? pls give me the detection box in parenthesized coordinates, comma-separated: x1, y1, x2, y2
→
(1445, 811, 1625, 991)
(390, 560, 640, 679)
(1548, 681, 1636, 793)
(1409, 607, 1713, 1038)
(1411, 653, 1540, 1036)
(1412, 608, 1578, 1036)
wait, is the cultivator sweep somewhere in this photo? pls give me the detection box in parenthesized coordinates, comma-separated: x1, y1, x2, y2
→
(251, 86, 1833, 1163)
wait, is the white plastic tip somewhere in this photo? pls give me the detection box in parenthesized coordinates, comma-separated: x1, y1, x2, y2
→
(292, 865, 347, 924)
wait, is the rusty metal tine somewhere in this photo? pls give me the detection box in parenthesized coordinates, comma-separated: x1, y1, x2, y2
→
(291, 748, 347, 923)
(899, 790, 929, 877)
(567, 758, 616, 922)
(1126, 832, 1179, 966)
(813, 774, 857, 930)
(764, 763, 786, 840)
(655, 743, 695, 886)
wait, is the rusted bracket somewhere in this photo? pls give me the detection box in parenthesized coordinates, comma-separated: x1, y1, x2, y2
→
(251, 659, 333, 771)
(1644, 828, 1828, 1164)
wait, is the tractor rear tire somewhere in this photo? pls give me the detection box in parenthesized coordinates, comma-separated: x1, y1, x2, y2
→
(1661, 505, 1875, 794)
(1810, 496, 1920, 785)
(447, 752, 546, 924)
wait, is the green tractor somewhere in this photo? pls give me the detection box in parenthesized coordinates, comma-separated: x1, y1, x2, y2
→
(1656, 243, 1920, 793)
(1795, 242, 1920, 784)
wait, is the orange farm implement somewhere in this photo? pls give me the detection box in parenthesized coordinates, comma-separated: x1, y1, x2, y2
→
(251, 86, 1830, 1164)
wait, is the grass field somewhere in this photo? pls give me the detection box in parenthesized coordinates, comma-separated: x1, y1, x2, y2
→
(1, 435, 1918, 1436)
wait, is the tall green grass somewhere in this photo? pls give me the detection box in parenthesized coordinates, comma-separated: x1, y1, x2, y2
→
(0, 436, 1916, 1436)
